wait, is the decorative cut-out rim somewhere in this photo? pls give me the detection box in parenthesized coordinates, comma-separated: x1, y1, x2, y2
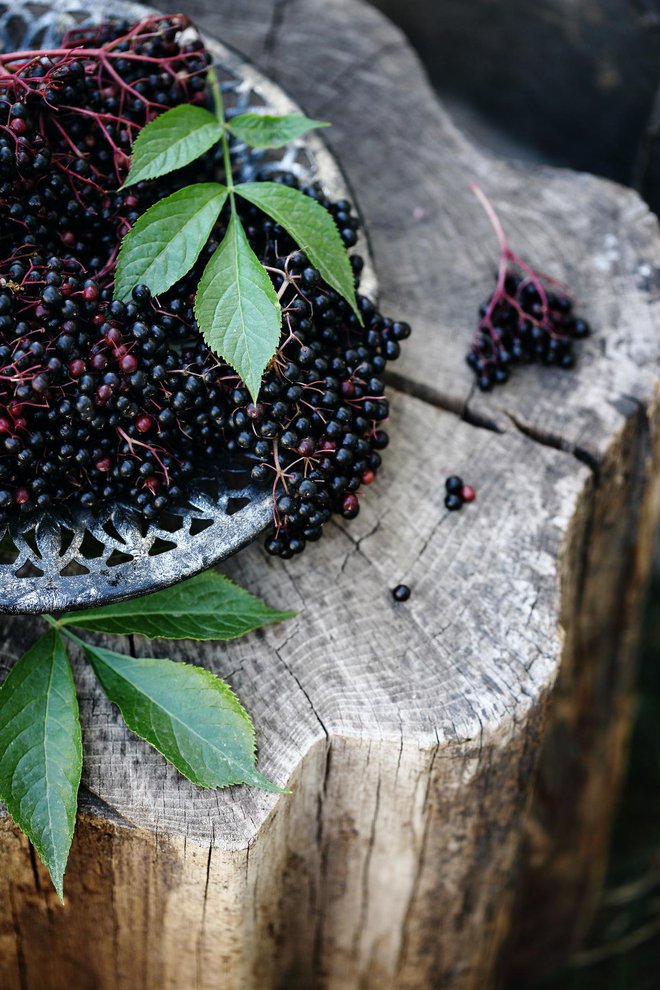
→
(0, 0, 377, 614)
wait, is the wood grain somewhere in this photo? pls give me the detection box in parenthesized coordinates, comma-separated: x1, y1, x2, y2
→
(1, 1, 660, 987)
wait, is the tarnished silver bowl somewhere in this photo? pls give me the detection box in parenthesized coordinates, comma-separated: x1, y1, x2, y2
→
(0, 0, 375, 613)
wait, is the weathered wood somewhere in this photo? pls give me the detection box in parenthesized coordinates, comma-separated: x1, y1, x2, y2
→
(1, 1, 660, 988)
(372, 0, 660, 201)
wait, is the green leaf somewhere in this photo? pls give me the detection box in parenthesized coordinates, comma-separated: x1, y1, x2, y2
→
(121, 105, 223, 188)
(114, 183, 228, 302)
(0, 630, 82, 899)
(228, 112, 329, 148)
(81, 643, 282, 793)
(235, 181, 360, 319)
(60, 571, 295, 641)
(195, 212, 281, 402)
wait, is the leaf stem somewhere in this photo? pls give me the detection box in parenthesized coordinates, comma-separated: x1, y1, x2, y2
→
(43, 614, 60, 629)
(208, 69, 234, 195)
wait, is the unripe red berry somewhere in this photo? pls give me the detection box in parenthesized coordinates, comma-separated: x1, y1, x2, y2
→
(119, 353, 138, 373)
(342, 493, 359, 518)
(136, 415, 153, 433)
(69, 359, 85, 378)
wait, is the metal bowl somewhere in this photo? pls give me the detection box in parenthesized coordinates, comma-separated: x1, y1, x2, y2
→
(0, 0, 376, 613)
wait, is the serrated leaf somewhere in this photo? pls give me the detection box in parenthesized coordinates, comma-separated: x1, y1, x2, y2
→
(236, 181, 360, 319)
(114, 183, 228, 302)
(0, 630, 82, 899)
(122, 105, 223, 188)
(82, 643, 282, 793)
(195, 211, 281, 402)
(60, 571, 295, 641)
(228, 112, 329, 148)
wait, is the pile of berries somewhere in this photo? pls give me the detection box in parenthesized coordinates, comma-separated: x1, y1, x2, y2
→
(0, 15, 211, 272)
(0, 16, 410, 558)
(466, 271, 591, 391)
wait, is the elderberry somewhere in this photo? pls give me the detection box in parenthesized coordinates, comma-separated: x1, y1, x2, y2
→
(392, 584, 411, 602)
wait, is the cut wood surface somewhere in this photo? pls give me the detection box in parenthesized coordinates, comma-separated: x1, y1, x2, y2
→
(2, 1, 660, 988)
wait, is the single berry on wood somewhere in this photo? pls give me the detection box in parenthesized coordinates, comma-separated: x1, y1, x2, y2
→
(445, 475, 463, 495)
(392, 584, 411, 602)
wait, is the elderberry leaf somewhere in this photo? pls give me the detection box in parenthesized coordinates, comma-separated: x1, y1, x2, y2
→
(81, 643, 283, 793)
(195, 212, 281, 402)
(60, 571, 295, 641)
(121, 105, 223, 188)
(114, 183, 228, 302)
(228, 112, 329, 148)
(0, 629, 82, 900)
(235, 182, 360, 320)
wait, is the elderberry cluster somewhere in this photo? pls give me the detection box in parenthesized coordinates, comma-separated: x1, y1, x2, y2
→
(0, 18, 411, 557)
(0, 16, 210, 271)
(466, 271, 591, 390)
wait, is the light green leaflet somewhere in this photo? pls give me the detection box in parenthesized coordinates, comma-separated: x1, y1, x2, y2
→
(228, 112, 328, 148)
(121, 104, 223, 188)
(82, 643, 283, 793)
(114, 182, 228, 302)
(0, 629, 82, 900)
(195, 212, 282, 402)
(236, 181, 360, 319)
(60, 571, 295, 641)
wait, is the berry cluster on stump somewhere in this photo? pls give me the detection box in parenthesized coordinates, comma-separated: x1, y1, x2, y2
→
(466, 183, 591, 391)
(466, 272, 591, 391)
(0, 16, 409, 557)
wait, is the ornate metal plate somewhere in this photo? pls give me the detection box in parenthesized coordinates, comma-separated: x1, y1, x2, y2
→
(0, 0, 376, 613)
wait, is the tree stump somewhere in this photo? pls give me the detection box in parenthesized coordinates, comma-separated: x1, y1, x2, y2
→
(2, 2, 660, 988)
(372, 0, 660, 201)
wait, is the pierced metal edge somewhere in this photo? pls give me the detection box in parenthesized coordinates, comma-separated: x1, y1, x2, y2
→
(0, 0, 378, 613)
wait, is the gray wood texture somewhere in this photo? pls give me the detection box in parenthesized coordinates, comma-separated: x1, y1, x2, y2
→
(2, 1, 660, 987)
(371, 0, 660, 198)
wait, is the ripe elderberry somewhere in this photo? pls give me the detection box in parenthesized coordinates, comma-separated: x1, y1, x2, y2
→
(466, 184, 591, 391)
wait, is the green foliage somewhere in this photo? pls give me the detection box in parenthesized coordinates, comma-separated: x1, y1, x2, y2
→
(60, 571, 295, 641)
(114, 183, 228, 302)
(121, 104, 223, 188)
(0, 571, 295, 896)
(0, 630, 81, 900)
(81, 642, 282, 792)
(236, 181, 360, 319)
(228, 112, 328, 148)
(114, 71, 357, 400)
(195, 212, 281, 402)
